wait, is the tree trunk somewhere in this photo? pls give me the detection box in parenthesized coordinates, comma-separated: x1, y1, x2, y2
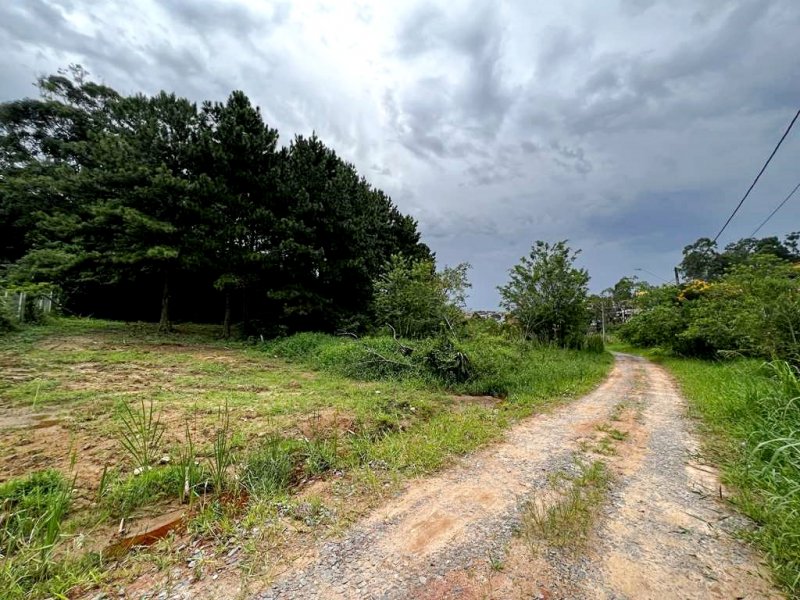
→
(241, 292, 249, 335)
(222, 290, 232, 339)
(158, 273, 171, 333)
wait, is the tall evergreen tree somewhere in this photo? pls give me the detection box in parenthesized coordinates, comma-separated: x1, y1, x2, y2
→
(1, 68, 432, 335)
(199, 91, 280, 336)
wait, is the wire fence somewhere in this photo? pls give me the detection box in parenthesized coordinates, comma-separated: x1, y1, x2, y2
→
(2, 290, 54, 322)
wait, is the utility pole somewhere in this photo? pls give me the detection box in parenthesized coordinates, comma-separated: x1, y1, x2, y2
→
(601, 300, 606, 343)
(674, 267, 680, 286)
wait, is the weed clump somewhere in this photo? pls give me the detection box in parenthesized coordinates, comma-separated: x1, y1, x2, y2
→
(0, 470, 76, 599)
(522, 459, 610, 550)
(0, 470, 71, 557)
(116, 399, 165, 470)
(241, 436, 302, 496)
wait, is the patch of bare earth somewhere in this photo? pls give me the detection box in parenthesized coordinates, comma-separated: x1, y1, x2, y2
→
(206, 354, 779, 600)
(0, 333, 320, 554)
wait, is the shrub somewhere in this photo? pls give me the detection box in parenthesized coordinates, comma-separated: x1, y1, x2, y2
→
(620, 256, 800, 361)
(422, 337, 474, 384)
(264, 332, 335, 361)
(372, 255, 470, 338)
(585, 334, 605, 354)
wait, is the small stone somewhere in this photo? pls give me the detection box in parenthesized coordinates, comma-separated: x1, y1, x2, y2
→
(419, 576, 427, 584)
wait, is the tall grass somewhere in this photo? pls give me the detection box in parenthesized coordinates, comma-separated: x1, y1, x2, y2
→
(0, 470, 71, 558)
(240, 435, 302, 496)
(0, 470, 75, 597)
(207, 402, 235, 493)
(262, 331, 612, 402)
(665, 357, 800, 593)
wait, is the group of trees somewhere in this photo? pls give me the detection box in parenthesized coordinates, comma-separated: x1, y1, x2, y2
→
(0, 69, 609, 346)
(370, 240, 594, 347)
(621, 233, 800, 361)
(678, 234, 799, 281)
(0, 67, 430, 334)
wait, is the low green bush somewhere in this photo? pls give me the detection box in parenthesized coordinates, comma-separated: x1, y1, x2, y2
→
(421, 336, 474, 384)
(620, 257, 800, 361)
(585, 334, 605, 354)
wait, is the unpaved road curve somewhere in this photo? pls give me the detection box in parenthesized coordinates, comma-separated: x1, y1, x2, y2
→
(256, 354, 780, 599)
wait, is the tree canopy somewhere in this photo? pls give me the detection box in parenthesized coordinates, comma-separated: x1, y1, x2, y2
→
(0, 67, 431, 334)
(498, 240, 589, 346)
(679, 233, 799, 282)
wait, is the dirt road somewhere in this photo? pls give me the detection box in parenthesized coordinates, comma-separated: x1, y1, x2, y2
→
(254, 354, 780, 599)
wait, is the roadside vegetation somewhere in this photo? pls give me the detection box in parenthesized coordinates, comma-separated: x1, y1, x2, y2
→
(659, 358, 800, 593)
(609, 233, 800, 594)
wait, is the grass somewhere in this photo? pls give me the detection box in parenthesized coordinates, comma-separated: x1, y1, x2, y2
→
(521, 459, 611, 551)
(117, 399, 166, 470)
(263, 330, 613, 407)
(0, 469, 82, 599)
(658, 356, 800, 593)
(102, 466, 184, 518)
(0, 318, 613, 598)
(240, 435, 302, 496)
(0, 470, 71, 556)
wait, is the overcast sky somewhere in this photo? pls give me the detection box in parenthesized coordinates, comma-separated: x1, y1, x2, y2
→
(2, 0, 799, 308)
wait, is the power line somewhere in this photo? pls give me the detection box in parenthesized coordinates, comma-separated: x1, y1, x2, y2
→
(712, 108, 800, 243)
(634, 267, 670, 283)
(750, 180, 800, 237)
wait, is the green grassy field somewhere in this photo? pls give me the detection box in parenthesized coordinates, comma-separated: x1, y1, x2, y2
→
(0, 319, 612, 599)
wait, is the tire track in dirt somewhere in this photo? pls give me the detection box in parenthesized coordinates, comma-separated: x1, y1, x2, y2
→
(579, 357, 780, 599)
(252, 355, 650, 599)
(250, 354, 782, 599)
(401, 355, 781, 600)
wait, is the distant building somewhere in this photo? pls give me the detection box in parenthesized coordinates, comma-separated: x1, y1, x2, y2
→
(466, 310, 506, 323)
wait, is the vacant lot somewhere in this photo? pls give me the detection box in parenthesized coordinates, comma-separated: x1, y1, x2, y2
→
(0, 319, 611, 599)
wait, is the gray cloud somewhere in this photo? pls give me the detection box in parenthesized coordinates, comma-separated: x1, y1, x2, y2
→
(1, 0, 799, 307)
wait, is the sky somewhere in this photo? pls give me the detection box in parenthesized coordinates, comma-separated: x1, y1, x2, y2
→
(1, 0, 799, 308)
